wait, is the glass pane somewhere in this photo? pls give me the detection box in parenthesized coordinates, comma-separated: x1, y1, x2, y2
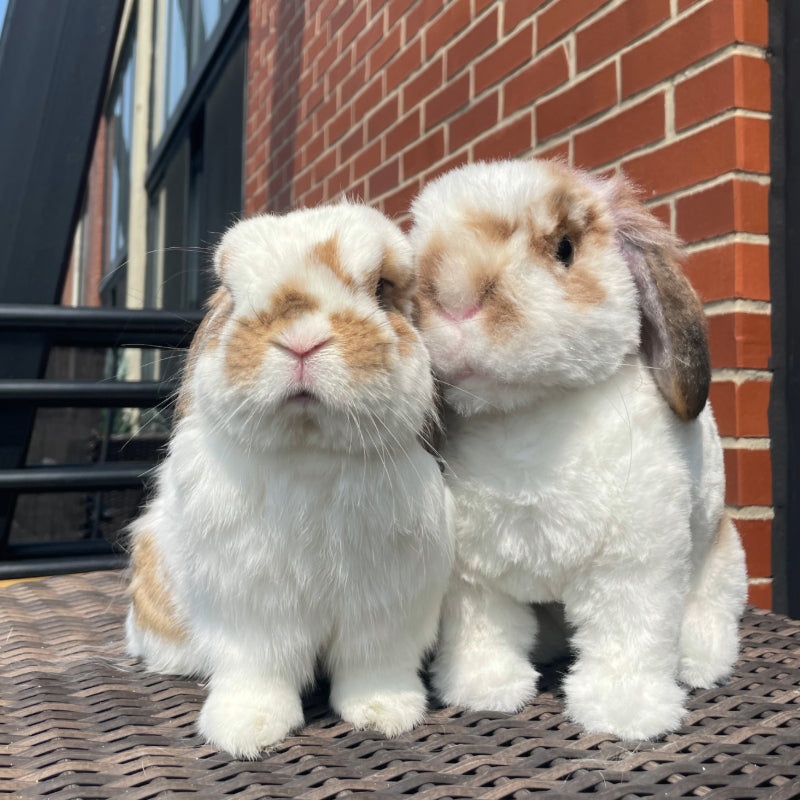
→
(165, 0, 190, 125)
(192, 0, 221, 66)
(106, 35, 136, 269)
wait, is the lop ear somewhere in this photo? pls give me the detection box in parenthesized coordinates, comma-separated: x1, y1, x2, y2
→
(602, 176, 711, 420)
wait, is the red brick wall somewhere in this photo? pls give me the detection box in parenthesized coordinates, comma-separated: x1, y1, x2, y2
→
(245, 0, 773, 606)
(63, 117, 107, 308)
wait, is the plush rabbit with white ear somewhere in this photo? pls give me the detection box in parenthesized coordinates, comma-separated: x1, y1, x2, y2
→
(125, 203, 453, 758)
(409, 159, 747, 740)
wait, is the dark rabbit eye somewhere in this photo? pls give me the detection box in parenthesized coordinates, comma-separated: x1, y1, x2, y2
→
(376, 277, 394, 308)
(555, 236, 574, 267)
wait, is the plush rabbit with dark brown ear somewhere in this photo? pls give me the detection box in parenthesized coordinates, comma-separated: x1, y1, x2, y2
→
(409, 159, 747, 741)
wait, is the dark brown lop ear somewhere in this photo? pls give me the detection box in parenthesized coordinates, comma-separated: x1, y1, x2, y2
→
(603, 176, 711, 420)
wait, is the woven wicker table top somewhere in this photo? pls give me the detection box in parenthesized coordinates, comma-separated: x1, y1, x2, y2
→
(1, 572, 799, 799)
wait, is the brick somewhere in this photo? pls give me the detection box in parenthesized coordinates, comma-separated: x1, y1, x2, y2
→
(340, 62, 367, 107)
(474, 114, 533, 161)
(338, 126, 364, 162)
(407, 0, 445, 35)
(326, 50, 354, 98)
(734, 0, 768, 46)
(386, 109, 421, 154)
(621, 0, 767, 99)
(425, 0, 471, 55)
(504, 0, 549, 35)
(576, 0, 670, 72)
(355, 14, 384, 63)
(684, 243, 770, 303)
(675, 54, 771, 131)
(622, 117, 770, 199)
(383, 179, 421, 220)
(403, 128, 445, 178)
(424, 151, 470, 184)
(326, 161, 352, 198)
(573, 92, 665, 169)
(536, 62, 617, 142)
(329, 0, 355, 32)
(535, 139, 570, 161)
(676, 179, 769, 244)
(312, 148, 337, 183)
(647, 201, 671, 229)
(365, 88, 396, 138)
(368, 23, 402, 77)
(327, 105, 354, 146)
(354, 140, 382, 178)
(340, 4, 368, 50)
(736, 518, 772, 578)
(709, 380, 771, 437)
(449, 91, 499, 152)
(537, 0, 609, 50)
(446, 9, 499, 78)
(474, 23, 532, 94)
(504, 47, 570, 116)
(424, 72, 470, 130)
(708, 312, 771, 369)
(724, 447, 772, 506)
(368, 157, 400, 197)
(747, 581, 772, 610)
(386, 35, 422, 91)
(388, 0, 415, 28)
(403, 56, 444, 111)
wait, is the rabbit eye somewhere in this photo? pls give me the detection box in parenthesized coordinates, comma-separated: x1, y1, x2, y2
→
(376, 277, 394, 308)
(555, 236, 574, 267)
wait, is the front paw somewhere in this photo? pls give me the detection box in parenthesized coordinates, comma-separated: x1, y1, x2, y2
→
(331, 669, 427, 737)
(432, 653, 539, 713)
(564, 667, 686, 740)
(198, 683, 304, 759)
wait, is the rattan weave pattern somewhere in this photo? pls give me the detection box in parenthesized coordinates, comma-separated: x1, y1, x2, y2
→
(1, 572, 799, 799)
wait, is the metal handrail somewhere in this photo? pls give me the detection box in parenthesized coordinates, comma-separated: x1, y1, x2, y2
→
(0, 379, 179, 407)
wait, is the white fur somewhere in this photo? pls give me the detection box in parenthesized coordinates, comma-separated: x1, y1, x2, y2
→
(410, 160, 747, 740)
(126, 203, 453, 758)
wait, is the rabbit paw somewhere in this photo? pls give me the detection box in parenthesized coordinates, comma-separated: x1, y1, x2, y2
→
(198, 683, 304, 759)
(564, 667, 686, 740)
(331, 669, 427, 737)
(433, 653, 539, 713)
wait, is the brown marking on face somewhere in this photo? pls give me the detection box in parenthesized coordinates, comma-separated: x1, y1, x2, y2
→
(226, 286, 319, 385)
(387, 310, 416, 357)
(525, 170, 611, 308)
(310, 235, 357, 290)
(482, 280, 524, 343)
(175, 287, 234, 419)
(129, 532, 187, 643)
(466, 211, 517, 243)
(416, 237, 444, 303)
(330, 309, 390, 377)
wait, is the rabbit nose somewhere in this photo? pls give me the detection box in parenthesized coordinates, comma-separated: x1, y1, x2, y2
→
(438, 303, 482, 323)
(275, 337, 331, 361)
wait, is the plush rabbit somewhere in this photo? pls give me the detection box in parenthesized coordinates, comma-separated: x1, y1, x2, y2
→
(126, 203, 453, 758)
(409, 159, 747, 740)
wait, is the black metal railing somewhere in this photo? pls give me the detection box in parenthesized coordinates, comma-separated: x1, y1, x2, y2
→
(0, 303, 202, 579)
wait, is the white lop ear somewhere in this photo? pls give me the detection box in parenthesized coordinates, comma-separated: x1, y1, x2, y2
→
(601, 176, 711, 421)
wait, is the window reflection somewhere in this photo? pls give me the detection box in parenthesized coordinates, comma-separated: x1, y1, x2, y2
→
(106, 33, 136, 271)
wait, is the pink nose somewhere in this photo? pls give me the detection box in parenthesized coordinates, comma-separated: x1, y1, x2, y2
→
(439, 303, 482, 323)
(276, 337, 331, 360)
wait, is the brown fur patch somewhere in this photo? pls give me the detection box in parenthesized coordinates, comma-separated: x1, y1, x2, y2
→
(526, 168, 610, 308)
(482, 281, 524, 343)
(416, 238, 443, 302)
(466, 211, 517, 242)
(175, 288, 234, 419)
(129, 532, 187, 642)
(330, 309, 390, 376)
(310, 236, 357, 290)
(387, 311, 416, 357)
(226, 286, 319, 385)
